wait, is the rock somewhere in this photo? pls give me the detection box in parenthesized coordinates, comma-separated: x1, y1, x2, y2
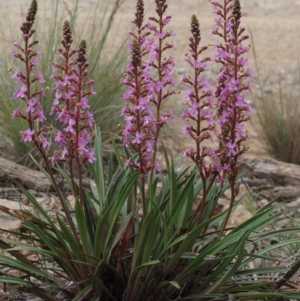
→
(223, 184, 248, 200)
(227, 204, 253, 227)
(241, 157, 300, 187)
(258, 199, 269, 207)
(0, 199, 33, 230)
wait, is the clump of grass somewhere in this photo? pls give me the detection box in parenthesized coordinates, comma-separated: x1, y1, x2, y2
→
(251, 30, 300, 164)
(282, 214, 300, 254)
(0, 0, 126, 163)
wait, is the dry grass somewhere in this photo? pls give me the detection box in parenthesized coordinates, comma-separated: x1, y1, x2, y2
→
(251, 30, 300, 165)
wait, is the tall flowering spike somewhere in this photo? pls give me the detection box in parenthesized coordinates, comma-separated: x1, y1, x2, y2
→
(209, 0, 252, 234)
(123, 0, 177, 173)
(144, 0, 176, 174)
(210, 0, 252, 182)
(124, 0, 176, 217)
(122, 35, 156, 173)
(11, 0, 48, 150)
(182, 14, 215, 179)
(51, 30, 95, 165)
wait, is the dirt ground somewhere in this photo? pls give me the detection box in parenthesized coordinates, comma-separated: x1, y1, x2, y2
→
(1, 0, 300, 159)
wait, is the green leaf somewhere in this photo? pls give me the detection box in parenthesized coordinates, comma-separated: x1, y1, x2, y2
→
(158, 280, 181, 290)
(0, 276, 29, 285)
(56, 215, 84, 261)
(75, 199, 91, 257)
(0, 255, 53, 280)
(129, 260, 160, 281)
(112, 137, 125, 168)
(71, 283, 94, 301)
(104, 173, 137, 257)
(168, 158, 177, 210)
(169, 172, 196, 227)
(235, 266, 284, 276)
(108, 213, 132, 256)
(89, 127, 106, 210)
(233, 292, 285, 300)
(162, 219, 210, 276)
(131, 209, 157, 269)
(203, 231, 249, 294)
(93, 206, 111, 257)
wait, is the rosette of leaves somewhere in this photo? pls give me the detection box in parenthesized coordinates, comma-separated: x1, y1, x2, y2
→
(0, 130, 300, 300)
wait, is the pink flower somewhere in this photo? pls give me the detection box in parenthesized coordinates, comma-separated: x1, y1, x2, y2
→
(21, 129, 34, 142)
(183, 148, 191, 158)
(162, 16, 171, 25)
(11, 70, 23, 83)
(85, 149, 96, 163)
(36, 107, 46, 121)
(30, 57, 39, 66)
(51, 154, 59, 166)
(39, 135, 49, 148)
(60, 148, 68, 160)
(13, 85, 27, 99)
(12, 108, 20, 119)
(226, 142, 236, 157)
(132, 131, 143, 144)
(35, 71, 45, 83)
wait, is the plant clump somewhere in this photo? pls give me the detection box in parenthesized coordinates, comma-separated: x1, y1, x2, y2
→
(0, 1, 300, 301)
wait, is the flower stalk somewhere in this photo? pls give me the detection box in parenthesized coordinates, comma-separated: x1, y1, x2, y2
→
(181, 14, 217, 226)
(211, 0, 252, 235)
(10, 0, 96, 242)
(181, 0, 252, 231)
(122, 0, 155, 217)
(51, 21, 95, 206)
(122, 0, 177, 217)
